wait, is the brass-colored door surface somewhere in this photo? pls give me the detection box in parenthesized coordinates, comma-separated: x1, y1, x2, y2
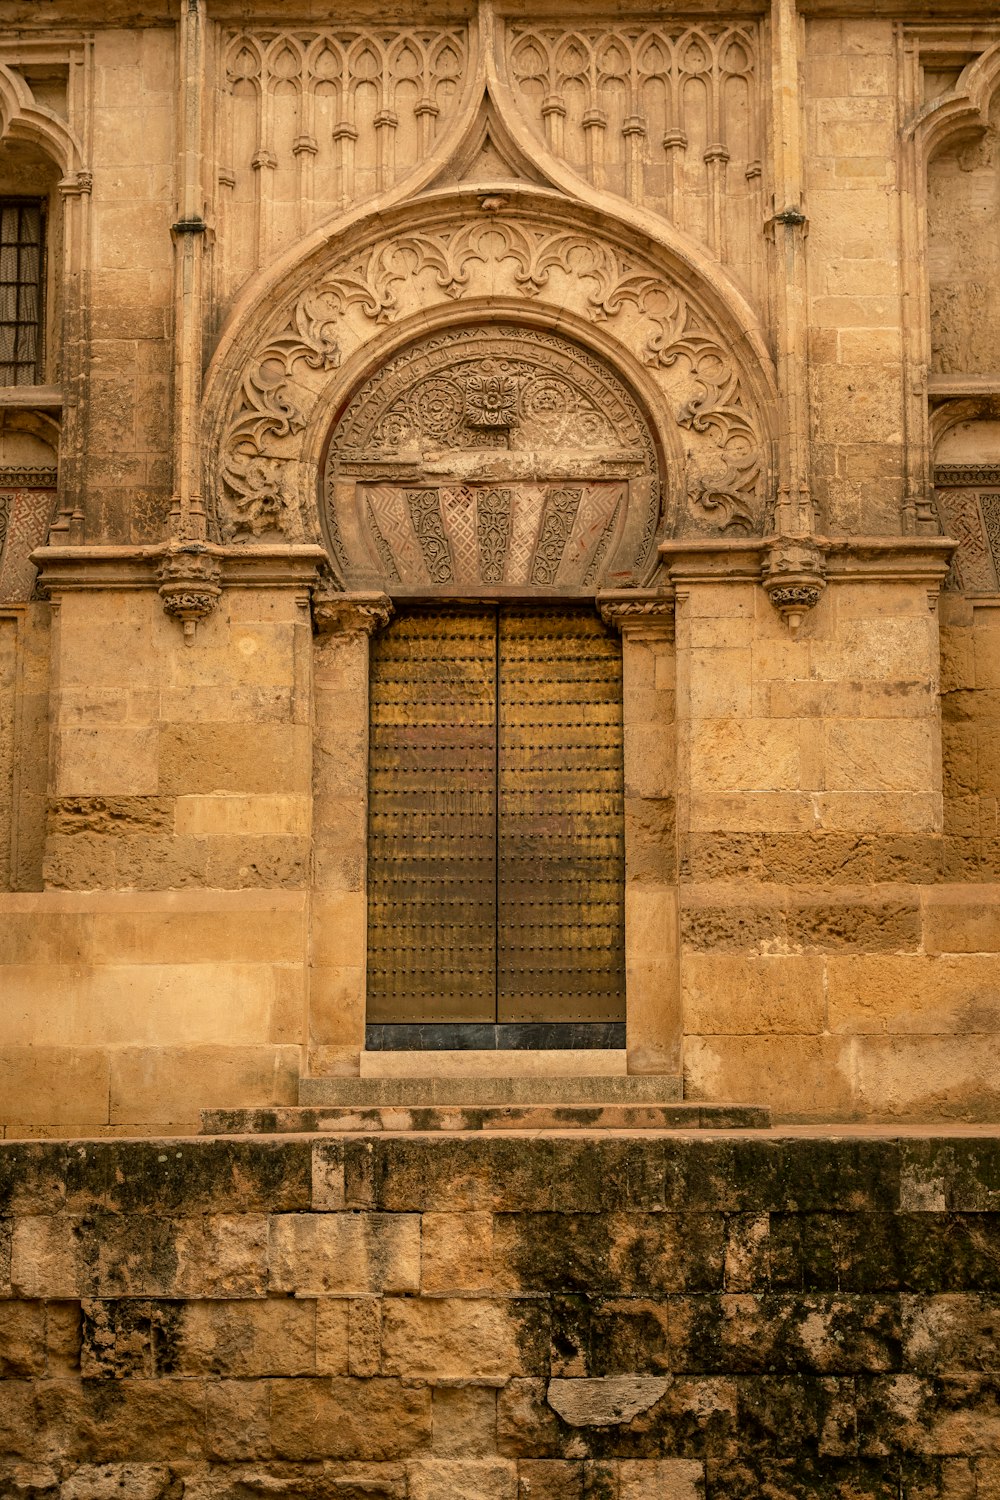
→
(367, 607, 497, 1022)
(367, 605, 625, 1026)
(497, 607, 625, 1022)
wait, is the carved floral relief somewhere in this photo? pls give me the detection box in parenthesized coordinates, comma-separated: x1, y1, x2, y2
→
(215, 213, 770, 550)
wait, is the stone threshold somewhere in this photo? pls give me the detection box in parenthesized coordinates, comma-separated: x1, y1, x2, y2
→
(299, 1073, 682, 1106)
(199, 1102, 771, 1134)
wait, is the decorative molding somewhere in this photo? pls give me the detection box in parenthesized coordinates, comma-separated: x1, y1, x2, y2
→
(311, 586, 394, 636)
(935, 464, 1000, 486)
(157, 545, 223, 643)
(761, 537, 827, 635)
(218, 215, 767, 549)
(0, 466, 58, 489)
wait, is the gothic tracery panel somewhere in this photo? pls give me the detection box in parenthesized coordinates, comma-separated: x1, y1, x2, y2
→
(323, 324, 661, 593)
(219, 27, 468, 293)
(505, 22, 763, 298)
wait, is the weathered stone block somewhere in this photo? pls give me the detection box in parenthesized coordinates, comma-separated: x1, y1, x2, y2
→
(268, 1212, 420, 1295)
(269, 1377, 432, 1460)
(0, 1301, 46, 1377)
(433, 1386, 498, 1458)
(407, 1460, 518, 1500)
(492, 1213, 725, 1296)
(205, 1378, 271, 1460)
(11, 1214, 268, 1299)
(421, 1211, 493, 1293)
(156, 1297, 316, 1376)
(381, 1297, 545, 1380)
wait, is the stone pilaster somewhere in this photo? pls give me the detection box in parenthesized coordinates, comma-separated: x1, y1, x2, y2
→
(599, 593, 680, 1079)
(309, 592, 393, 1076)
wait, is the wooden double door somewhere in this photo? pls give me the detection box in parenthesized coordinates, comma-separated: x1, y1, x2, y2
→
(367, 603, 626, 1026)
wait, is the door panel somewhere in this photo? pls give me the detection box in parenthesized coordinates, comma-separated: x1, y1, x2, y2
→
(497, 607, 626, 1023)
(367, 607, 497, 1022)
(367, 604, 626, 1029)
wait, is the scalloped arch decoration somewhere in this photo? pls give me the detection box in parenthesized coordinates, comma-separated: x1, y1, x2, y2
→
(907, 41, 1000, 161)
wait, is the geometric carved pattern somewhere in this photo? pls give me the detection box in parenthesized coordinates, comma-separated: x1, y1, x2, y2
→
(352, 480, 625, 592)
(0, 472, 58, 604)
(935, 467, 1000, 592)
(324, 323, 661, 593)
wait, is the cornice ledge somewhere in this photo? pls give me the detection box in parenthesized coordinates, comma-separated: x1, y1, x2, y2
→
(658, 534, 957, 585)
(657, 537, 765, 582)
(31, 543, 329, 592)
(820, 536, 957, 584)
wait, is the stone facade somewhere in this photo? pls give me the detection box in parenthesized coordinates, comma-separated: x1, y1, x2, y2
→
(2, 1133, 1000, 1493)
(0, 0, 998, 1130)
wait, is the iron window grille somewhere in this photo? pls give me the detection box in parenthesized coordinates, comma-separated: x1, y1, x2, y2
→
(0, 199, 45, 386)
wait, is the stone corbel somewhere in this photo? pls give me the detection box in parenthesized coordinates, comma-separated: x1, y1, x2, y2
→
(311, 584, 394, 637)
(157, 542, 223, 643)
(761, 537, 827, 636)
(597, 589, 675, 642)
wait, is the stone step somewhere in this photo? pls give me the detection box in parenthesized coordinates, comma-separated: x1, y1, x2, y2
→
(200, 1101, 771, 1134)
(298, 1074, 683, 1107)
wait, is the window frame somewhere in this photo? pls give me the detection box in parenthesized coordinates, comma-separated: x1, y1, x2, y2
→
(0, 195, 47, 388)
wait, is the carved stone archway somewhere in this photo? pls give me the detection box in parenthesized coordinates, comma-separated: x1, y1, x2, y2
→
(322, 321, 663, 595)
(205, 191, 778, 556)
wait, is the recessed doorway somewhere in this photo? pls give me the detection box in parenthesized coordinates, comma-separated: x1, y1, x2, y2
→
(366, 602, 625, 1049)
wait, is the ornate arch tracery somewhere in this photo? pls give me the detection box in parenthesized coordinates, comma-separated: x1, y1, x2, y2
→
(204, 190, 778, 561)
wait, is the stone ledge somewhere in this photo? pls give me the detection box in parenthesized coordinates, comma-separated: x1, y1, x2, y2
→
(199, 1103, 771, 1135)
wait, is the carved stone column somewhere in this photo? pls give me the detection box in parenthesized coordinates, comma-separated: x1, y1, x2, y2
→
(309, 591, 393, 1076)
(599, 592, 681, 1083)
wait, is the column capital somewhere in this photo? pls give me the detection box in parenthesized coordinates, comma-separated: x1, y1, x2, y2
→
(597, 590, 675, 641)
(312, 588, 394, 636)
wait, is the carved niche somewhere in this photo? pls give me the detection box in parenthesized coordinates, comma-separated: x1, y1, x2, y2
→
(323, 324, 661, 593)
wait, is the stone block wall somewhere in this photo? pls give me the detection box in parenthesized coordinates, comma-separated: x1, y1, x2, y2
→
(43, 587, 312, 891)
(3, 1133, 1000, 1495)
(0, 891, 305, 1133)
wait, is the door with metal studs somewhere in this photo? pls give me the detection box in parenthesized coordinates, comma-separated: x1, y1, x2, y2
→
(366, 603, 626, 1040)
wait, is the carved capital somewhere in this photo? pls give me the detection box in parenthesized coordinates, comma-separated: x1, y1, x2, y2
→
(761, 538, 827, 635)
(312, 587, 394, 637)
(157, 545, 223, 643)
(598, 590, 675, 641)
